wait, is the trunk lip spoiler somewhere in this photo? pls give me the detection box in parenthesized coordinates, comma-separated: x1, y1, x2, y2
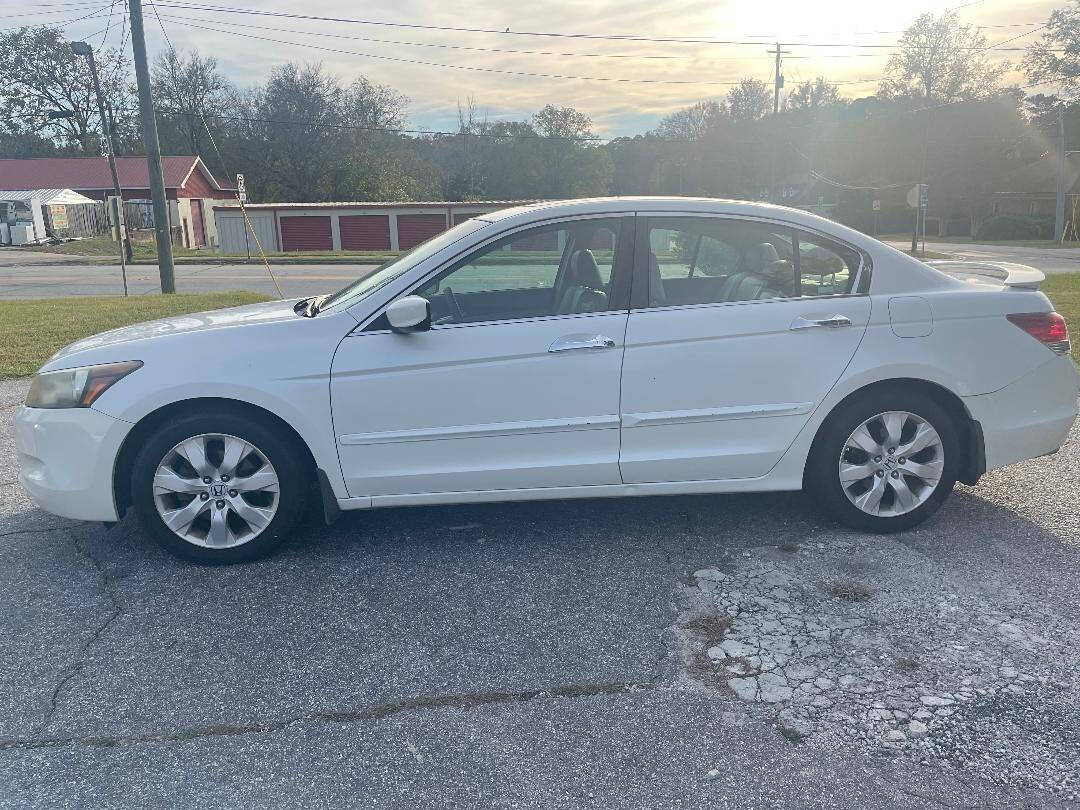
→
(925, 260, 1046, 290)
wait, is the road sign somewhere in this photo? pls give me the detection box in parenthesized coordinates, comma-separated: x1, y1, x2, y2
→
(872, 199, 881, 212)
(907, 184, 928, 209)
(236, 173, 247, 203)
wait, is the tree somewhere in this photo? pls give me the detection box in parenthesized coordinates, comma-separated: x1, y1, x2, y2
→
(655, 100, 724, 140)
(152, 48, 233, 156)
(786, 77, 843, 111)
(532, 105, 611, 198)
(878, 11, 1006, 104)
(0, 26, 133, 153)
(1023, 1, 1080, 98)
(727, 79, 771, 122)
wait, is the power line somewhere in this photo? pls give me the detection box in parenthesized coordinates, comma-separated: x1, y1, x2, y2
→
(179, 110, 608, 141)
(152, 15, 893, 86)
(144, 1, 1068, 52)
(0, 6, 111, 33)
(146, 11, 903, 69)
(97, 0, 117, 46)
(148, 12, 691, 61)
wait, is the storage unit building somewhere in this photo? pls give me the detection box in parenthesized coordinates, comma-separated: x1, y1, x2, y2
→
(212, 202, 526, 255)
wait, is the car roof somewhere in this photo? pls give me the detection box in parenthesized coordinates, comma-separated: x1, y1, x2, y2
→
(476, 196, 865, 241)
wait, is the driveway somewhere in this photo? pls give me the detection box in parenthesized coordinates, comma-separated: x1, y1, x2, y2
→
(0, 256, 375, 300)
(1, 376, 1078, 808)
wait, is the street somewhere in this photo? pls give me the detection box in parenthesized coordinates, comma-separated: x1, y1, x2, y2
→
(883, 240, 1080, 275)
(1, 373, 1079, 808)
(3, 240, 1080, 301)
(0, 250, 377, 300)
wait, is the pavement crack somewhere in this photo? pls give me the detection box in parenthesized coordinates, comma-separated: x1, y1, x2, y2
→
(33, 529, 122, 738)
(0, 524, 75, 539)
(2, 679, 656, 751)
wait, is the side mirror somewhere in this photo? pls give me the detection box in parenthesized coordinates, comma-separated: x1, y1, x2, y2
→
(386, 295, 431, 333)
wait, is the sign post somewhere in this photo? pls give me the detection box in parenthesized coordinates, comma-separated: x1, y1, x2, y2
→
(907, 184, 928, 256)
(919, 184, 928, 255)
(872, 199, 881, 236)
(236, 174, 250, 258)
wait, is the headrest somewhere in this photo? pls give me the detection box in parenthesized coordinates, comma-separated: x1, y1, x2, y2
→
(571, 249, 604, 289)
(746, 242, 781, 271)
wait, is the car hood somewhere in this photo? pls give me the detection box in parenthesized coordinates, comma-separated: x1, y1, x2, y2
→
(47, 298, 307, 366)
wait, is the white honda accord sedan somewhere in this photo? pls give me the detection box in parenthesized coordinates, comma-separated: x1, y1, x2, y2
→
(15, 198, 1079, 562)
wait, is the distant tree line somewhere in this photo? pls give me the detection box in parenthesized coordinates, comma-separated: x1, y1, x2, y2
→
(2, 4, 1080, 230)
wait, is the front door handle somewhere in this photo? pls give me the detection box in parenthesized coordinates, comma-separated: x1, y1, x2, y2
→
(790, 314, 852, 331)
(548, 333, 617, 353)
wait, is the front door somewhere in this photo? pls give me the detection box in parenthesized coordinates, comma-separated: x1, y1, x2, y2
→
(331, 216, 633, 498)
(619, 215, 871, 483)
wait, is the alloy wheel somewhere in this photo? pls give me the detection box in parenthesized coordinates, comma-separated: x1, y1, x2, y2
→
(838, 411, 944, 518)
(152, 433, 280, 548)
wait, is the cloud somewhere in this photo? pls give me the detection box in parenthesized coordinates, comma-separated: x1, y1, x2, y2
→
(107, 0, 1057, 136)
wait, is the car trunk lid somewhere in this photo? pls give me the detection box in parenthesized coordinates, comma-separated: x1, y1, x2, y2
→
(926, 260, 1046, 290)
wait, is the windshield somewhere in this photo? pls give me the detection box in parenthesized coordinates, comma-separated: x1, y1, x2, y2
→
(320, 218, 489, 311)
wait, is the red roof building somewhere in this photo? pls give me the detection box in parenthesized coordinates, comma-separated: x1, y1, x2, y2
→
(0, 155, 234, 201)
(0, 155, 235, 249)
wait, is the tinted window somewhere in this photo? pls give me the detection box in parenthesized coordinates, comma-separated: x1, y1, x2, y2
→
(645, 218, 861, 307)
(647, 218, 796, 306)
(798, 233, 861, 297)
(411, 220, 621, 325)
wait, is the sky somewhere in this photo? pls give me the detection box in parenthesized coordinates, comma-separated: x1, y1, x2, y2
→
(19, 0, 1067, 137)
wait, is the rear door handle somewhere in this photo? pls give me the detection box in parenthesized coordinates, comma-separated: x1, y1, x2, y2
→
(790, 314, 852, 331)
(548, 333, 617, 352)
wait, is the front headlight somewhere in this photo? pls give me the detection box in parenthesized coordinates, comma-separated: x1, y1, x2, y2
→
(26, 361, 143, 409)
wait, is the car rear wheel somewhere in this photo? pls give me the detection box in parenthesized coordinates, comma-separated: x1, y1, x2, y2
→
(131, 411, 307, 563)
(806, 390, 961, 533)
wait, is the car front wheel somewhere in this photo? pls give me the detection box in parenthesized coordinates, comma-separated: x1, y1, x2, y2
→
(807, 390, 961, 533)
(131, 411, 307, 563)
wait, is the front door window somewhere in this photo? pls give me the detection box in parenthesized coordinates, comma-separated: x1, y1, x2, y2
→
(413, 220, 622, 325)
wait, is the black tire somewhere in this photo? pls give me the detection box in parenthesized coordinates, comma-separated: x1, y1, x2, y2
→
(131, 410, 308, 564)
(805, 388, 961, 533)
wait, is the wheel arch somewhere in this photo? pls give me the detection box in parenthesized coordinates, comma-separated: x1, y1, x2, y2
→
(804, 377, 985, 488)
(112, 397, 319, 519)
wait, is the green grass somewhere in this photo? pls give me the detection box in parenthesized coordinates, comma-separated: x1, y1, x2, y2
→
(24, 235, 205, 259)
(1043, 274, 1080, 362)
(0, 292, 270, 379)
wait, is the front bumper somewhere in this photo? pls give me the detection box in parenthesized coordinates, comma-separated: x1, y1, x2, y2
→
(15, 405, 131, 522)
(963, 354, 1080, 472)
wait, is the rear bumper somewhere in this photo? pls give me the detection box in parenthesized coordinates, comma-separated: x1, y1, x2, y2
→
(14, 405, 130, 522)
(962, 355, 1080, 472)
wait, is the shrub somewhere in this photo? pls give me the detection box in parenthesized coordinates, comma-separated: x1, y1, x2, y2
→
(976, 214, 1051, 241)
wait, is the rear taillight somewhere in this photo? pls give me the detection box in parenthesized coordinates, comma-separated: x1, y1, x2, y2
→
(1007, 312, 1071, 355)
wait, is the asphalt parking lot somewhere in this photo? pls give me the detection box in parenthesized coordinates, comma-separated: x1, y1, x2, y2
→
(2, 376, 1079, 808)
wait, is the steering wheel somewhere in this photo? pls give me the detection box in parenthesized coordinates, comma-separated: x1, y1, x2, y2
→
(443, 285, 464, 323)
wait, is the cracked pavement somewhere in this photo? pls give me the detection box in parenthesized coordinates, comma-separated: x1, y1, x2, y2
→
(2, 376, 1079, 808)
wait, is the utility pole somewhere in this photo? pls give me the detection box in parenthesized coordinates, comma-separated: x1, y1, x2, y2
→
(1055, 106, 1066, 243)
(127, 0, 175, 293)
(769, 42, 788, 115)
(70, 42, 130, 294)
(767, 43, 790, 203)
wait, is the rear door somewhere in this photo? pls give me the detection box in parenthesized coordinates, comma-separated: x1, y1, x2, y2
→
(619, 214, 871, 483)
